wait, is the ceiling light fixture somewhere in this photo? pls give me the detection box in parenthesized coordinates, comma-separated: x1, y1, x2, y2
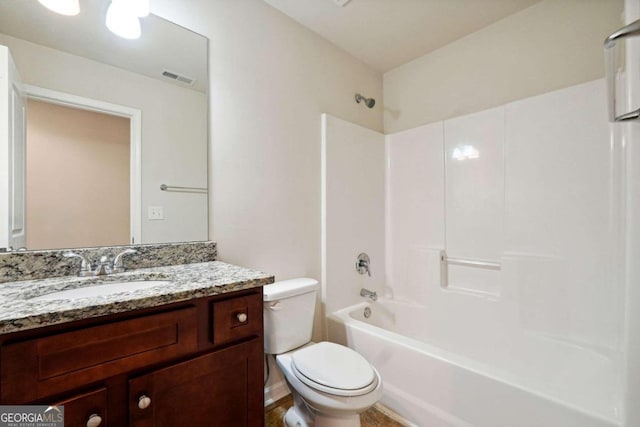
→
(37, 0, 80, 16)
(106, 2, 141, 40)
(112, 0, 149, 17)
(130, 0, 150, 17)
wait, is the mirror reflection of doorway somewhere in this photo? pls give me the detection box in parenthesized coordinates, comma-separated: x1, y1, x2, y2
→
(26, 99, 130, 250)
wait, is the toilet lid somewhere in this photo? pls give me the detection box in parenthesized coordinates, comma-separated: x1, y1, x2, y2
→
(292, 342, 376, 394)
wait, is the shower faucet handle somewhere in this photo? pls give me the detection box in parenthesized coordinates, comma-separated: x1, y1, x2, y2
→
(356, 253, 371, 276)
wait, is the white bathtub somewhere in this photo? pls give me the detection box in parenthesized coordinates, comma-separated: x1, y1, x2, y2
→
(328, 299, 621, 427)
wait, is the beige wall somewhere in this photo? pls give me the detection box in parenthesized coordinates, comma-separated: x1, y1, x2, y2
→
(383, 0, 624, 133)
(26, 100, 129, 250)
(151, 0, 383, 282)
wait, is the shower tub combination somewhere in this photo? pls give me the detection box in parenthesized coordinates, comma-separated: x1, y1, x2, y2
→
(328, 298, 620, 427)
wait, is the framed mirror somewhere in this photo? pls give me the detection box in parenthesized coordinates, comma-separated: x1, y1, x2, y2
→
(0, 0, 208, 251)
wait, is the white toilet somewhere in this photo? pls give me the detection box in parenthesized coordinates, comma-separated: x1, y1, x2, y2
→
(263, 278, 382, 427)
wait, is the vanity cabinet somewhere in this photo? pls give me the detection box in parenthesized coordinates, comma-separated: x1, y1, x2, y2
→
(56, 388, 108, 427)
(129, 339, 262, 427)
(0, 289, 264, 427)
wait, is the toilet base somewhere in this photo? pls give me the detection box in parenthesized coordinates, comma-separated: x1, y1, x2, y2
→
(284, 405, 362, 427)
(284, 405, 312, 427)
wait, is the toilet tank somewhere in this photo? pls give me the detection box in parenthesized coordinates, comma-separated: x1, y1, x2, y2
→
(263, 278, 319, 355)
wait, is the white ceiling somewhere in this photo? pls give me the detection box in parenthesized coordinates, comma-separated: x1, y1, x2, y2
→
(263, 0, 541, 72)
(0, 0, 208, 93)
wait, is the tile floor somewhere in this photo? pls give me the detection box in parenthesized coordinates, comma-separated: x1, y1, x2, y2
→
(265, 395, 406, 426)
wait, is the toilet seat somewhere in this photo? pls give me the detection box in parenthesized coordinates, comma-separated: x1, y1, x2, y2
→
(291, 342, 378, 397)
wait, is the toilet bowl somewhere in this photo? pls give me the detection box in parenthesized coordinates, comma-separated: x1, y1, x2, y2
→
(276, 343, 383, 427)
(263, 279, 383, 427)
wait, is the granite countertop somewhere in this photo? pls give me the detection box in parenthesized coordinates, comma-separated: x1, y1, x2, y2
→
(0, 261, 274, 334)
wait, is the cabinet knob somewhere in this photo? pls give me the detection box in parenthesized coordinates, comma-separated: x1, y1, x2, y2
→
(86, 414, 102, 427)
(138, 395, 152, 410)
(236, 312, 248, 323)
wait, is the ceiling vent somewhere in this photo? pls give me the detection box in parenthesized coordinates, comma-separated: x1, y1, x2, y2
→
(161, 69, 195, 86)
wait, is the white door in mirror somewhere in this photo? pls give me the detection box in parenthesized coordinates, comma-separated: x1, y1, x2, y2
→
(0, 46, 27, 251)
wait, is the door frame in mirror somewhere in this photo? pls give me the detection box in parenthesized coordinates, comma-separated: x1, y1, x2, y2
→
(22, 84, 142, 245)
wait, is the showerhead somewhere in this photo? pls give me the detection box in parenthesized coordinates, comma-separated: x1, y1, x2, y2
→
(355, 93, 375, 109)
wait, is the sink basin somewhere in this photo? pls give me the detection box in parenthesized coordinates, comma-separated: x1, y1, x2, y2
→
(30, 280, 170, 302)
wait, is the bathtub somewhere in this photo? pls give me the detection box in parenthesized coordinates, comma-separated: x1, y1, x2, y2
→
(327, 299, 621, 427)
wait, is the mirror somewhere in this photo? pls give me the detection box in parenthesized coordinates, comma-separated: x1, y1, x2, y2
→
(0, 0, 208, 251)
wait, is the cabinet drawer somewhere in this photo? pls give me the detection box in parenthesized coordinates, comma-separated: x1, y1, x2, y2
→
(1, 307, 197, 402)
(211, 293, 262, 346)
(55, 388, 107, 427)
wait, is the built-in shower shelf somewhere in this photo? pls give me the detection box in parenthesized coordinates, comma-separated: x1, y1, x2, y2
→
(439, 250, 501, 295)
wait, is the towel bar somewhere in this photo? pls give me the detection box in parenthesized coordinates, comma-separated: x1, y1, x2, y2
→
(604, 18, 640, 122)
(160, 184, 207, 194)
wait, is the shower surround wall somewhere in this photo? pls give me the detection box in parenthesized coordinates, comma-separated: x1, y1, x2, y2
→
(321, 114, 385, 314)
(385, 79, 622, 424)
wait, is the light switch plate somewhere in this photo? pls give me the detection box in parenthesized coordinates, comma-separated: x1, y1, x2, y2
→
(148, 206, 164, 220)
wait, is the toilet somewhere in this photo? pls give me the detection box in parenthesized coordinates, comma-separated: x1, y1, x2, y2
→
(263, 278, 382, 427)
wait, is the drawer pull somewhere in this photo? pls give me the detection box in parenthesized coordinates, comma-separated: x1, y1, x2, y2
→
(138, 395, 152, 410)
(86, 414, 102, 427)
(236, 312, 248, 323)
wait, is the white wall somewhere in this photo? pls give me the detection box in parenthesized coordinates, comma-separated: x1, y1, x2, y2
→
(151, 0, 383, 284)
(385, 122, 444, 302)
(148, 0, 383, 405)
(383, 0, 623, 133)
(385, 79, 622, 422)
(0, 34, 208, 245)
(322, 114, 385, 314)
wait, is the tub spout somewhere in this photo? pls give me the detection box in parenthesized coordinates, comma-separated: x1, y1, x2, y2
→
(360, 288, 377, 301)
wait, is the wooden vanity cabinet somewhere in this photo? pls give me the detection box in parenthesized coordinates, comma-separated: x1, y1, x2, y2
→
(0, 289, 264, 427)
(129, 338, 263, 427)
(56, 388, 108, 427)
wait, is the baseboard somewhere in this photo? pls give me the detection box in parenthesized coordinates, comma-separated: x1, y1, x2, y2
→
(374, 402, 418, 427)
(264, 380, 290, 407)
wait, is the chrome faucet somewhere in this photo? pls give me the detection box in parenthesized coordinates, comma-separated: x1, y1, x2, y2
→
(360, 288, 378, 301)
(94, 255, 112, 276)
(63, 252, 92, 277)
(64, 248, 138, 276)
(112, 248, 137, 273)
(356, 253, 371, 277)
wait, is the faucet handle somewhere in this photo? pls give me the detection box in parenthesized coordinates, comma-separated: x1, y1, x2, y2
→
(112, 248, 138, 273)
(95, 255, 113, 276)
(63, 251, 92, 277)
(356, 253, 371, 277)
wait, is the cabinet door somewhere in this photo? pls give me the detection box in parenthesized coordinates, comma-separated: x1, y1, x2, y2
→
(55, 388, 107, 427)
(129, 338, 263, 427)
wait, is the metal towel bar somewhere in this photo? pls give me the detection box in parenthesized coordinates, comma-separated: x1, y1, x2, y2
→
(439, 250, 501, 288)
(604, 18, 640, 122)
(160, 184, 207, 194)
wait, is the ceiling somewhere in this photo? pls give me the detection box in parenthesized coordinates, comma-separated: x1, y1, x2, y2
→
(0, 0, 208, 93)
(263, 0, 541, 72)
